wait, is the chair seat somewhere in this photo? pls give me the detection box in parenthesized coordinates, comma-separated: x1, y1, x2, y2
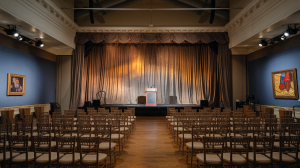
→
(36, 152, 64, 163)
(178, 134, 192, 139)
(114, 127, 129, 131)
(82, 153, 107, 164)
(206, 134, 223, 137)
(0, 141, 9, 147)
(42, 133, 55, 137)
(173, 127, 185, 131)
(286, 152, 300, 159)
(111, 134, 124, 140)
(186, 142, 203, 149)
(61, 143, 77, 149)
(12, 152, 42, 162)
(241, 152, 271, 164)
(0, 152, 20, 161)
(196, 153, 222, 165)
(99, 142, 117, 150)
(39, 141, 56, 148)
(81, 134, 96, 138)
(12, 132, 18, 135)
(249, 142, 264, 149)
(220, 153, 246, 164)
(14, 141, 34, 148)
(227, 133, 242, 137)
(265, 152, 296, 163)
(59, 153, 85, 164)
(25, 132, 39, 137)
(274, 142, 295, 148)
(62, 133, 78, 137)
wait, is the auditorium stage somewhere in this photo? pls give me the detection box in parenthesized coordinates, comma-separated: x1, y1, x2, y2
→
(99, 104, 201, 116)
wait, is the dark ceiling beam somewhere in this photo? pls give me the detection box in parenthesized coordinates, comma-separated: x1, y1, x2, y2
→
(161, 0, 200, 14)
(177, 0, 229, 19)
(75, 0, 128, 19)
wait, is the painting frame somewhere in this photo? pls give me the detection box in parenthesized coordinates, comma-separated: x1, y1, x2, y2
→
(271, 68, 298, 99)
(7, 73, 26, 96)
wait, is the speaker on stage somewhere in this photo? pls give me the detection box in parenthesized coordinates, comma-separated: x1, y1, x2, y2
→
(138, 96, 146, 104)
(84, 101, 92, 107)
(201, 100, 208, 107)
(169, 96, 177, 104)
(93, 100, 100, 107)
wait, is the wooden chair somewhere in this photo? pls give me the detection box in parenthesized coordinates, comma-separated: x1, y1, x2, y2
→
(33, 136, 62, 167)
(77, 124, 93, 137)
(245, 136, 274, 167)
(96, 124, 116, 168)
(221, 136, 250, 168)
(196, 136, 225, 168)
(0, 134, 19, 167)
(109, 117, 124, 155)
(8, 135, 40, 167)
(56, 136, 83, 167)
(266, 135, 299, 168)
(79, 137, 107, 168)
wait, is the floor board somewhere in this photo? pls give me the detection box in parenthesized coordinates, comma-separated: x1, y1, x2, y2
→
(113, 117, 193, 168)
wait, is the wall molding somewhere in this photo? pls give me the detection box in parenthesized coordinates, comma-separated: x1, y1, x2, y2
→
(78, 26, 226, 33)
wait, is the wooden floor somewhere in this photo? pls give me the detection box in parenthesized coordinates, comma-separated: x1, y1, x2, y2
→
(113, 117, 193, 168)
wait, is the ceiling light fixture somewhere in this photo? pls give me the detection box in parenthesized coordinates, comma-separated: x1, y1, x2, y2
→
(259, 39, 268, 47)
(284, 24, 298, 37)
(281, 35, 286, 41)
(3, 25, 19, 37)
(35, 39, 44, 47)
(17, 35, 23, 41)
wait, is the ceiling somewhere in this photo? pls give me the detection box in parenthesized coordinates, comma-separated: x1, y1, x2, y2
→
(0, 0, 299, 56)
(74, 0, 230, 26)
(0, 8, 73, 55)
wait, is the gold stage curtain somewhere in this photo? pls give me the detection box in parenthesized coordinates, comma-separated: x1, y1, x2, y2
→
(80, 43, 232, 107)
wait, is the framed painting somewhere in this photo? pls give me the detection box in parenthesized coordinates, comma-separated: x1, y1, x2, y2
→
(271, 68, 298, 99)
(7, 73, 26, 96)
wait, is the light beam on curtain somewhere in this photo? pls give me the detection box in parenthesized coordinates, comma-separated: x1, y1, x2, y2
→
(83, 43, 229, 106)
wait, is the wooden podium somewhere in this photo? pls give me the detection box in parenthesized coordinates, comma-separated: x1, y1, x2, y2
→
(145, 88, 157, 106)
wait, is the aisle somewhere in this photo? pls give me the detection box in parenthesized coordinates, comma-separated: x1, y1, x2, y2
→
(114, 117, 190, 168)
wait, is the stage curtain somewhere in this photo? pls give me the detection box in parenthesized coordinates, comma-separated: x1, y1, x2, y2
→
(70, 32, 232, 109)
(81, 43, 231, 107)
(69, 44, 85, 109)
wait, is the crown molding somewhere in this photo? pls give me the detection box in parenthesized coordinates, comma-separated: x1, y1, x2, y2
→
(78, 26, 227, 33)
(0, 0, 79, 49)
(225, 0, 300, 49)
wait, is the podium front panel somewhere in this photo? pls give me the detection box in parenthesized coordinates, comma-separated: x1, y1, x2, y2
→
(147, 93, 155, 104)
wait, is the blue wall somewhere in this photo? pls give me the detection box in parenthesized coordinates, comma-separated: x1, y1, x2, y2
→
(248, 46, 300, 107)
(0, 45, 56, 107)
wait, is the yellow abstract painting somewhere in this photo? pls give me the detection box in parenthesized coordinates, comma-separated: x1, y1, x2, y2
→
(271, 68, 298, 99)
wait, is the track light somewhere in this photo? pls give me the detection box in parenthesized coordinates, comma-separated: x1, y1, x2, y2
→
(268, 39, 275, 45)
(284, 25, 298, 37)
(17, 35, 24, 41)
(259, 39, 268, 47)
(27, 39, 34, 45)
(281, 35, 286, 41)
(4, 25, 19, 37)
(35, 39, 44, 47)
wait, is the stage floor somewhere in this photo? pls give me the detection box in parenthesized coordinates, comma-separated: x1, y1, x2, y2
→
(101, 104, 199, 107)
(99, 104, 201, 116)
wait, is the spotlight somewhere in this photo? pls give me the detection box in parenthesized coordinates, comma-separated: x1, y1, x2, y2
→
(4, 27, 19, 37)
(35, 40, 44, 47)
(268, 39, 275, 45)
(284, 25, 298, 37)
(17, 35, 23, 41)
(281, 35, 286, 40)
(27, 39, 34, 45)
(259, 39, 268, 47)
